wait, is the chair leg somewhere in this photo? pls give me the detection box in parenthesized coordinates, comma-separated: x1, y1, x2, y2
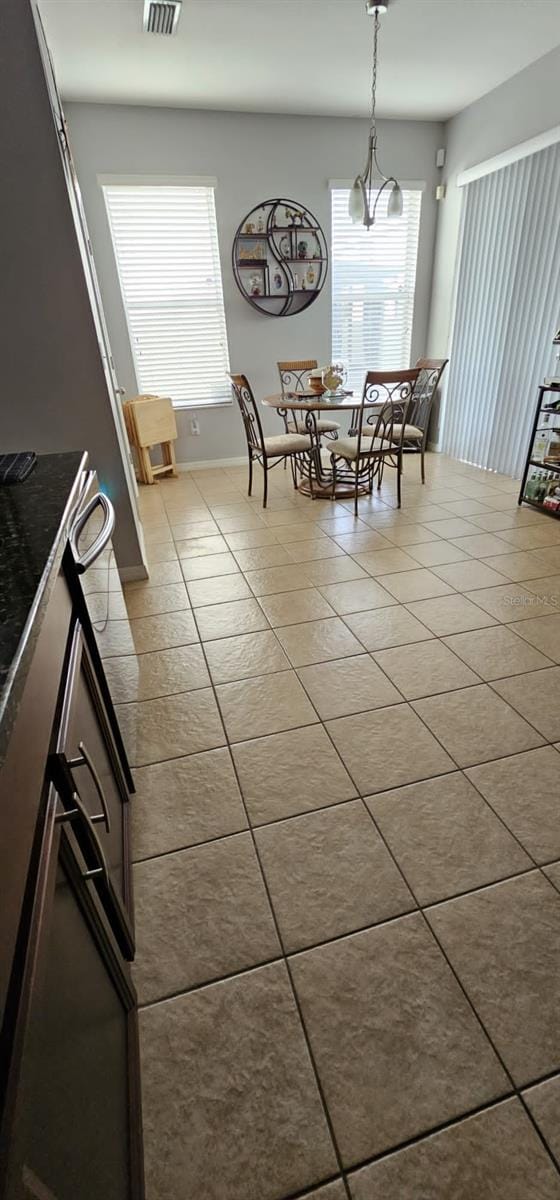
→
(397, 454, 402, 508)
(263, 461, 268, 509)
(330, 454, 337, 501)
(354, 468, 359, 518)
(421, 444, 426, 484)
(247, 452, 253, 497)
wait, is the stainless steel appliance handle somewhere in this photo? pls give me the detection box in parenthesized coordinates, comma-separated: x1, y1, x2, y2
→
(70, 491, 115, 574)
(67, 740, 111, 833)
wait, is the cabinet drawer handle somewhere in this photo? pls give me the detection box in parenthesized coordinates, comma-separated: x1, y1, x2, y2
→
(68, 741, 111, 833)
(56, 790, 110, 886)
(70, 492, 115, 574)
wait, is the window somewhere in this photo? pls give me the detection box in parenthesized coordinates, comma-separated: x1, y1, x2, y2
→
(331, 187, 422, 395)
(103, 183, 230, 407)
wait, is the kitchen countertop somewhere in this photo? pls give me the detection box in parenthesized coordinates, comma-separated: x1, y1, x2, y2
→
(0, 451, 87, 766)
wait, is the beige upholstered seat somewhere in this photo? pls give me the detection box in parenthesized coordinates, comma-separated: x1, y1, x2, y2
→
(334, 435, 397, 461)
(293, 417, 341, 435)
(392, 423, 423, 440)
(263, 433, 312, 456)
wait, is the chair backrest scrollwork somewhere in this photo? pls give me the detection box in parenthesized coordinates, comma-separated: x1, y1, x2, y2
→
(229, 373, 265, 455)
(410, 357, 449, 433)
(277, 359, 318, 396)
(356, 369, 421, 457)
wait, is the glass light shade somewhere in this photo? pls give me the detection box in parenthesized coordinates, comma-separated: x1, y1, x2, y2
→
(349, 178, 365, 224)
(387, 181, 403, 218)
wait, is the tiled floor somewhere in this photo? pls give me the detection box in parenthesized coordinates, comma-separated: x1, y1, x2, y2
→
(111, 452, 560, 1199)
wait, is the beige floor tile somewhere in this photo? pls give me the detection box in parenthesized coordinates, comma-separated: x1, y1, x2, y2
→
(344, 606, 434, 651)
(224, 527, 281, 550)
(124, 582, 190, 619)
(405, 594, 498, 636)
(480, 551, 549, 581)
(318, 516, 369, 536)
(303, 557, 369, 586)
(466, 746, 560, 863)
(332, 531, 394, 554)
(432, 559, 507, 590)
(217, 670, 318, 742)
(244, 563, 313, 596)
(298, 654, 401, 720)
(205, 630, 290, 684)
(195, 597, 270, 641)
(499, 524, 560, 550)
(127, 560, 182, 588)
(443, 625, 553, 680)
(232, 724, 356, 825)
(270, 523, 326, 543)
(523, 1077, 560, 1166)
(172, 522, 220, 541)
(142, 523, 173, 545)
(133, 833, 280, 1002)
(306, 1183, 347, 1200)
(383, 523, 441, 547)
(348, 1099, 560, 1200)
(353, 548, 420, 576)
(262, 508, 319, 527)
(144, 542, 179, 566)
(232, 544, 292, 571)
(491, 667, 560, 740)
(524, 546, 560, 574)
(466, 581, 554, 623)
(380, 569, 455, 603)
(131, 748, 247, 861)
(412, 684, 544, 767)
(104, 644, 209, 702)
(468, 510, 540, 532)
(117, 688, 225, 767)
(427, 873, 560, 1085)
(180, 552, 240, 581)
(97, 619, 136, 658)
(187, 573, 253, 607)
(327, 703, 454, 794)
(290, 916, 507, 1165)
(255, 801, 414, 952)
(424, 517, 480, 539)
(127, 610, 199, 654)
(405, 540, 471, 568)
(522, 574, 560, 606)
(217, 514, 269, 533)
(175, 534, 229, 559)
(317, 577, 396, 615)
(139, 962, 337, 1200)
(439, 499, 493, 516)
(276, 617, 364, 667)
(368, 773, 531, 905)
(508, 612, 560, 662)
(284, 539, 346, 563)
(451, 532, 517, 558)
(258, 588, 336, 626)
(374, 639, 479, 699)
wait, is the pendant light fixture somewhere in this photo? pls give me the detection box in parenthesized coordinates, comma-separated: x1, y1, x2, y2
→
(349, 0, 403, 228)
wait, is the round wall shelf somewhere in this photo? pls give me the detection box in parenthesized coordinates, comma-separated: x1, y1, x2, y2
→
(232, 198, 328, 317)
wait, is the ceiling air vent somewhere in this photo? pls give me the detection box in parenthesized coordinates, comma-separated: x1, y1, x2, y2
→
(143, 0, 182, 35)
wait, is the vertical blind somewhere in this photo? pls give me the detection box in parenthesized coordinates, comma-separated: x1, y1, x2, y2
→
(442, 142, 560, 477)
(103, 184, 231, 407)
(331, 187, 422, 395)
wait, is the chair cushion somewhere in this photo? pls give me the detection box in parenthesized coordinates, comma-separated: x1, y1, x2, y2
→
(392, 423, 423, 440)
(263, 433, 312, 456)
(333, 435, 397, 461)
(294, 418, 340, 435)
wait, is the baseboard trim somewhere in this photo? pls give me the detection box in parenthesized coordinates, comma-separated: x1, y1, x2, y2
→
(176, 457, 247, 471)
(119, 565, 149, 582)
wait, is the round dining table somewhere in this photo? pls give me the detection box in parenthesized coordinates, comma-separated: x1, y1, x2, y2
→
(262, 390, 376, 498)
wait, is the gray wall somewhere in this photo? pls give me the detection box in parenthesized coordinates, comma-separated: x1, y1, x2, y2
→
(428, 45, 560, 396)
(66, 103, 443, 464)
(0, 0, 144, 570)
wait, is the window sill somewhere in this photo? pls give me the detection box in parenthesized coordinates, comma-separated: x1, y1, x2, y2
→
(172, 400, 233, 411)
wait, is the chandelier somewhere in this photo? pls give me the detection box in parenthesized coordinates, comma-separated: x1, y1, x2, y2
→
(349, 0, 403, 228)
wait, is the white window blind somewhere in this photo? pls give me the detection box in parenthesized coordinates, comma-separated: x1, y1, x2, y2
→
(103, 184, 230, 407)
(442, 142, 560, 478)
(331, 187, 422, 395)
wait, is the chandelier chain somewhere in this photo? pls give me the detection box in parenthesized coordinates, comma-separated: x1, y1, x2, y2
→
(369, 7, 379, 147)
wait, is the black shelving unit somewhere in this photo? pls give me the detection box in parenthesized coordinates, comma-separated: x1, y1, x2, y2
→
(518, 383, 560, 518)
(232, 198, 328, 318)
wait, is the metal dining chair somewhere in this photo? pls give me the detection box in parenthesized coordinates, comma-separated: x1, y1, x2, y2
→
(392, 357, 449, 483)
(229, 373, 313, 508)
(277, 360, 340, 441)
(330, 369, 420, 514)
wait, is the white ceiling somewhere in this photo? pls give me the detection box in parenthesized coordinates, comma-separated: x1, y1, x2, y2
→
(40, 0, 560, 122)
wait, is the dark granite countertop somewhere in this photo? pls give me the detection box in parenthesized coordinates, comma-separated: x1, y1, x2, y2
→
(0, 451, 88, 767)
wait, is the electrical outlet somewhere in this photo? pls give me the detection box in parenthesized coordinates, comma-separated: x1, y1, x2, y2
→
(190, 418, 200, 436)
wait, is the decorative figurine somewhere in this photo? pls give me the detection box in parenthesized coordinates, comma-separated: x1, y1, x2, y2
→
(293, 211, 303, 227)
(244, 221, 255, 234)
(273, 271, 283, 290)
(294, 272, 300, 290)
(284, 206, 292, 223)
(257, 212, 264, 233)
(302, 278, 307, 290)
(307, 265, 315, 286)
(297, 239, 308, 259)
(249, 274, 262, 297)
(279, 235, 291, 258)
